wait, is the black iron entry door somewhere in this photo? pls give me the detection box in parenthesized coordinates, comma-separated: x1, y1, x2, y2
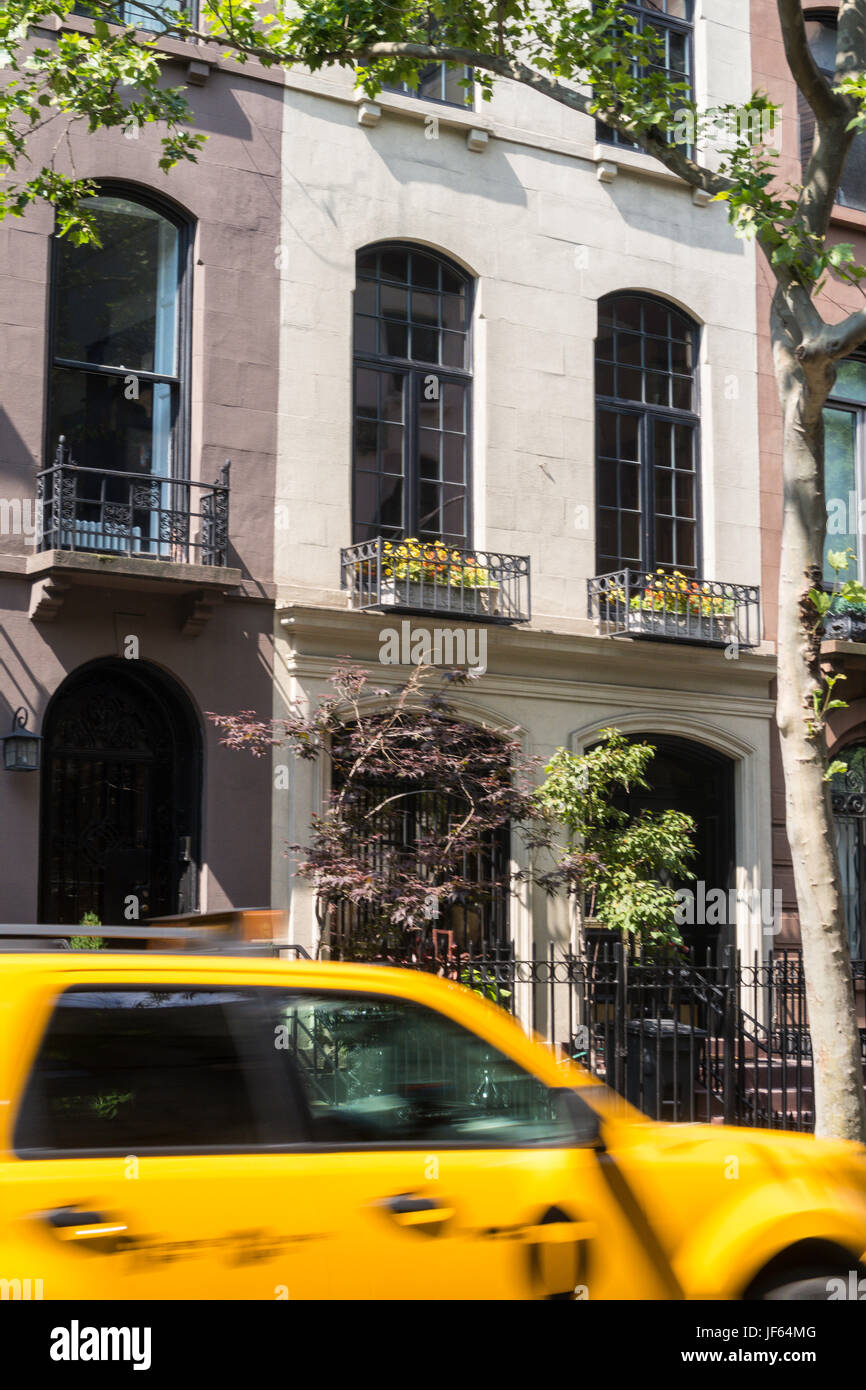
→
(39, 660, 200, 926)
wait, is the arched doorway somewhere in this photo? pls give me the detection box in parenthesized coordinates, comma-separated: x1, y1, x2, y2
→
(39, 659, 201, 926)
(617, 735, 735, 960)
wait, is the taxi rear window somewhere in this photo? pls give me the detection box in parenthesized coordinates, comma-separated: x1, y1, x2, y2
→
(14, 987, 266, 1156)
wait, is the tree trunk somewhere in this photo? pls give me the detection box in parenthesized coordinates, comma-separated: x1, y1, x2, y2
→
(772, 300, 866, 1141)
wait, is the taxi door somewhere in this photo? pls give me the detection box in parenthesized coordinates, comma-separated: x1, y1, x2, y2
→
(245, 985, 680, 1300)
(0, 972, 332, 1299)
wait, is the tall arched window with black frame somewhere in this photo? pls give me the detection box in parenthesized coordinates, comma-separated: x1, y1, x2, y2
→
(595, 292, 700, 577)
(45, 187, 197, 561)
(48, 189, 189, 482)
(352, 244, 472, 549)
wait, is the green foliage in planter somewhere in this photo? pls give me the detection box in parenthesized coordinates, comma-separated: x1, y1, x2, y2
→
(811, 548, 866, 622)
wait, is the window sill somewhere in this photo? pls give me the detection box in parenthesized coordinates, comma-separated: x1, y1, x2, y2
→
(830, 204, 866, 233)
(356, 90, 490, 150)
(822, 637, 866, 662)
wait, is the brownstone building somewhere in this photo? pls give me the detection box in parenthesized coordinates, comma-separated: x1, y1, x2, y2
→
(0, 16, 278, 924)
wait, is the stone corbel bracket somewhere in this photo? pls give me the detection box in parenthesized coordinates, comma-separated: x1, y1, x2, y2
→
(29, 575, 71, 623)
(180, 588, 224, 637)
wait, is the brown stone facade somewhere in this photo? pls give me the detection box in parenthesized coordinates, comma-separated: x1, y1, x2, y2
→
(0, 29, 280, 924)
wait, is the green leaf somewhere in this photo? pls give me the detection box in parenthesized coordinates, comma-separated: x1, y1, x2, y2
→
(827, 548, 855, 574)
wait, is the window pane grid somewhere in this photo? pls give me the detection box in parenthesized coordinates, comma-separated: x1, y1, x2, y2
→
(597, 409, 643, 573)
(598, 3, 693, 150)
(50, 192, 185, 486)
(596, 295, 694, 411)
(596, 295, 698, 575)
(417, 379, 467, 545)
(356, 255, 468, 371)
(382, 63, 473, 108)
(353, 247, 471, 545)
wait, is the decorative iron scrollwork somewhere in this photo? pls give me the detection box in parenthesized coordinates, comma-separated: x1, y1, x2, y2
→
(132, 481, 161, 510)
(35, 441, 231, 565)
(831, 758, 866, 817)
(824, 611, 866, 643)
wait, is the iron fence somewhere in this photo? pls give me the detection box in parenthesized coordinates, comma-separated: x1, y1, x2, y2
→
(587, 569, 761, 649)
(36, 438, 231, 566)
(358, 940, 866, 1131)
(341, 537, 531, 624)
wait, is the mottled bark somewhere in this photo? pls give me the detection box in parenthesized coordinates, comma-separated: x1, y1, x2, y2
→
(773, 298, 866, 1140)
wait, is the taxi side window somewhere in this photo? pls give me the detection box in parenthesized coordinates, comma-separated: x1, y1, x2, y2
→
(14, 988, 265, 1156)
(266, 991, 577, 1148)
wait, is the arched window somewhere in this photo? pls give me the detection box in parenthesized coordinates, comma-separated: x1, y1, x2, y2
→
(595, 292, 700, 575)
(801, 13, 866, 211)
(48, 188, 190, 481)
(353, 244, 472, 549)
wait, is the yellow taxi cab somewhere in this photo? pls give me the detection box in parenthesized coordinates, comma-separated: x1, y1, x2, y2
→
(1, 948, 866, 1301)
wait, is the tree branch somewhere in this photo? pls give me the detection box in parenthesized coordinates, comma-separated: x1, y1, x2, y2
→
(797, 305, 866, 361)
(777, 0, 843, 122)
(757, 243, 825, 341)
(793, 1, 865, 244)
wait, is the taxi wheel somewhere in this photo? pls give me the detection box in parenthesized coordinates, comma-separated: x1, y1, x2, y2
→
(759, 1268, 854, 1301)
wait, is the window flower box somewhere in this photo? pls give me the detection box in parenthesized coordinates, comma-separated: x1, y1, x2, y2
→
(342, 537, 531, 624)
(587, 567, 759, 650)
(625, 608, 736, 645)
(378, 575, 499, 616)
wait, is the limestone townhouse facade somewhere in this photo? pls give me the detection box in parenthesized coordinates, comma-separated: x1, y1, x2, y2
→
(269, 0, 776, 962)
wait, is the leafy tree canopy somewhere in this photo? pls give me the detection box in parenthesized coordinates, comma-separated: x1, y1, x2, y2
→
(0, 0, 810, 269)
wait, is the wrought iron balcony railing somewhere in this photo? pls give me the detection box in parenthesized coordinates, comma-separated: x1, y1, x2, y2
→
(587, 569, 761, 650)
(36, 438, 230, 567)
(341, 538, 531, 624)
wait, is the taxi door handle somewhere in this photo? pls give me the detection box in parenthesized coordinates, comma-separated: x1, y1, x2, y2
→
(382, 1195, 454, 1228)
(40, 1208, 129, 1242)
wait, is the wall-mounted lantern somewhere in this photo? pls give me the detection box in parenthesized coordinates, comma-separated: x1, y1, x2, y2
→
(3, 708, 42, 772)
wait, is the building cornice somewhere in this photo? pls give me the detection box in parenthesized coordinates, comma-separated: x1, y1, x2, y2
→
(277, 603, 777, 717)
(32, 17, 706, 192)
